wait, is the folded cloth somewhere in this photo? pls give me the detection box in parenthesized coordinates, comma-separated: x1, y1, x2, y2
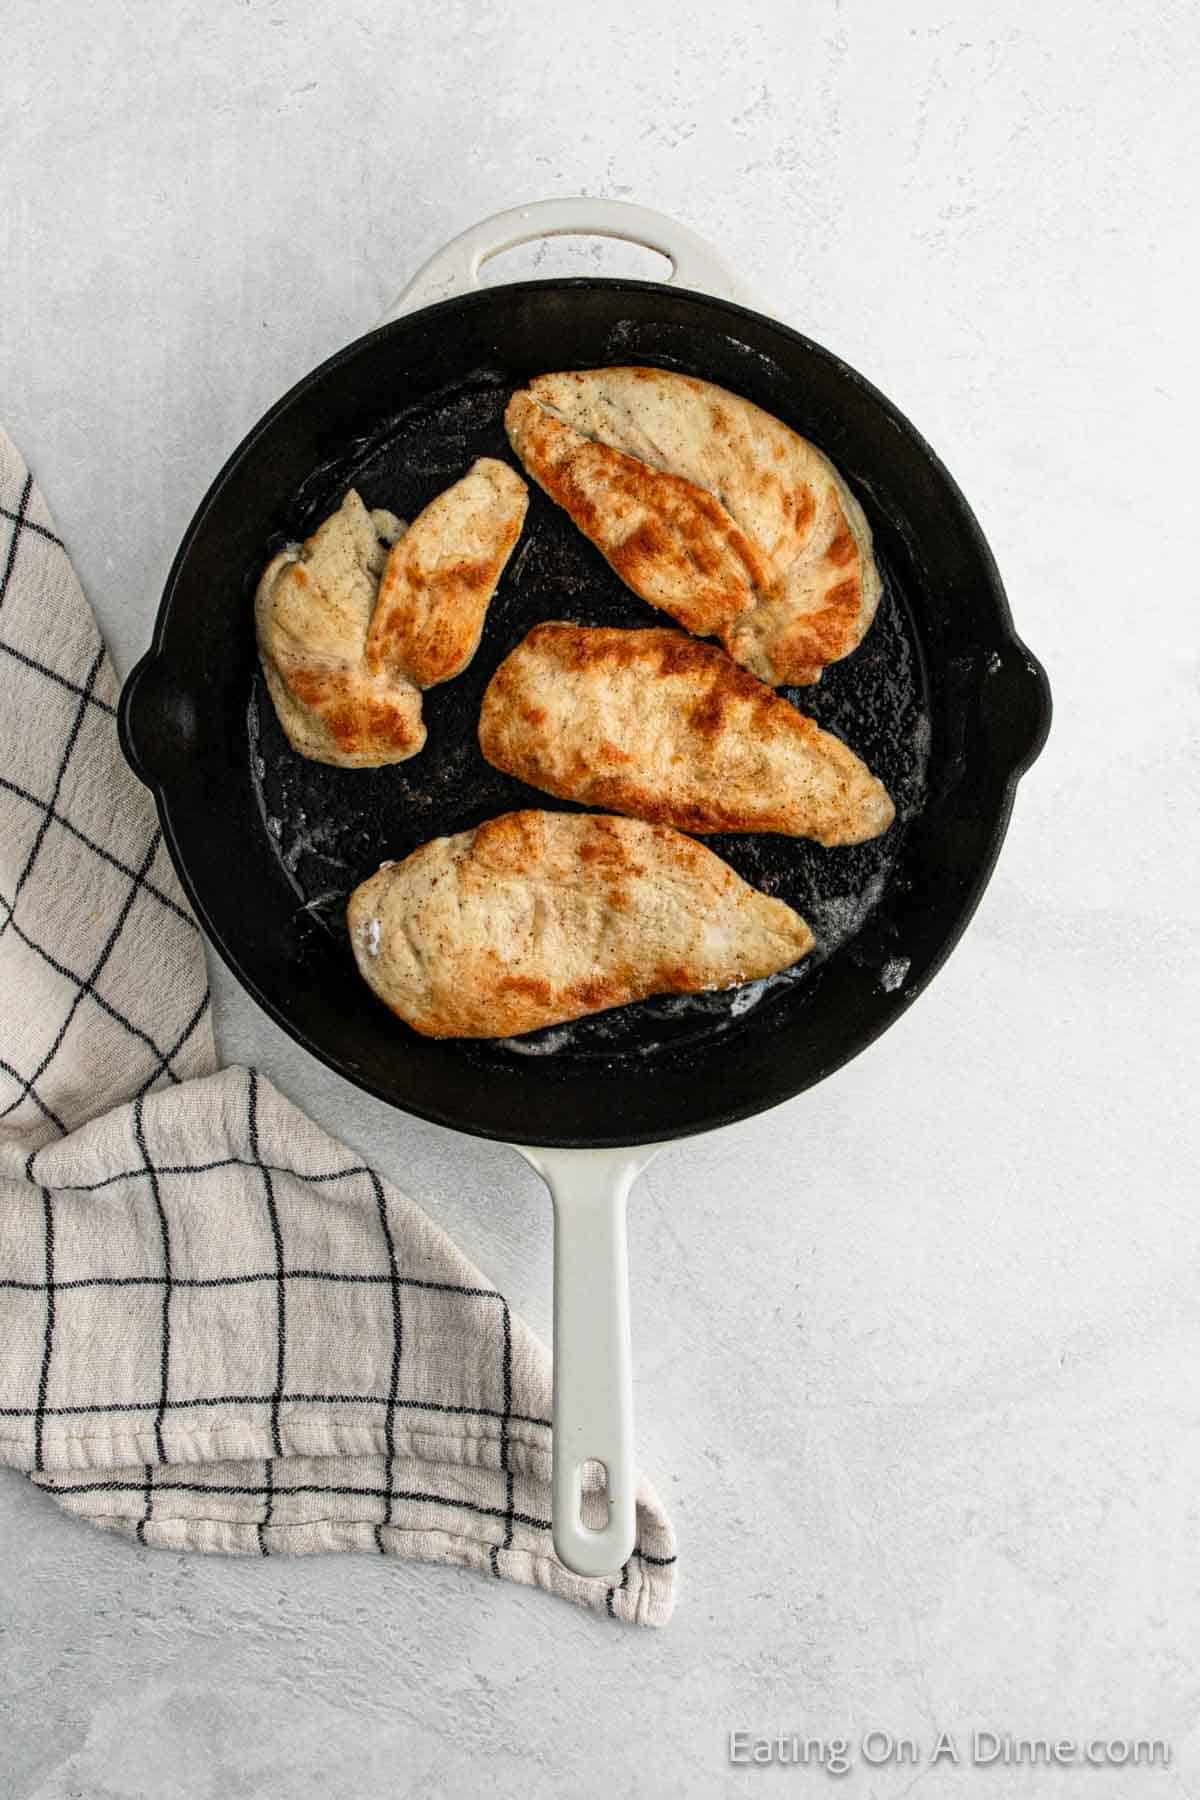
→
(0, 428, 675, 1625)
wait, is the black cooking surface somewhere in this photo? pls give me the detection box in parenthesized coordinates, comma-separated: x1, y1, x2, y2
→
(248, 363, 929, 1066)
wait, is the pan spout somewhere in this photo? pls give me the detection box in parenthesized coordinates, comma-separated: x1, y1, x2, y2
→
(118, 651, 200, 791)
(979, 637, 1052, 781)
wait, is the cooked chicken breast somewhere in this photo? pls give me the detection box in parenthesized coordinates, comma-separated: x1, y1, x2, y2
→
(347, 810, 814, 1038)
(255, 489, 424, 768)
(480, 623, 894, 847)
(255, 459, 527, 767)
(505, 367, 880, 685)
(365, 457, 528, 688)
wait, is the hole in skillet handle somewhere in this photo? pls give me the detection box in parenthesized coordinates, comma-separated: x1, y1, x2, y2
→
(479, 236, 674, 288)
(118, 651, 200, 792)
(581, 1458, 610, 1499)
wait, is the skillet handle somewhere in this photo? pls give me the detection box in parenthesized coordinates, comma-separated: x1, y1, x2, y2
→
(516, 1142, 658, 1579)
(379, 198, 741, 323)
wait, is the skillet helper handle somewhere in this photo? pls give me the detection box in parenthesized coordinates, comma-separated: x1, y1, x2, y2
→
(379, 197, 741, 322)
(518, 1145, 654, 1578)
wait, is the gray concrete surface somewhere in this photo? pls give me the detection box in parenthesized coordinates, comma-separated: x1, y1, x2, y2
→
(3, 1, 1199, 1795)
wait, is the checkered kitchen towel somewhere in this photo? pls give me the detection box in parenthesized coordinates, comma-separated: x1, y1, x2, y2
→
(0, 427, 675, 1626)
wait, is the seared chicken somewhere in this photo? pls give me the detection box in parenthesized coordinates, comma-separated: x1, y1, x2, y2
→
(255, 459, 527, 767)
(480, 623, 894, 847)
(505, 367, 880, 686)
(348, 810, 814, 1038)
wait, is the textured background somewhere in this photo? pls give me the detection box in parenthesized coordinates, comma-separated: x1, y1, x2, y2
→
(3, 2, 1199, 1795)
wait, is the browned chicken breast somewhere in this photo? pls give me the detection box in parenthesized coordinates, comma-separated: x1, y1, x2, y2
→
(479, 623, 894, 847)
(364, 458, 528, 689)
(255, 459, 527, 767)
(347, 810, 814, 1038)
(505, 367, 880, 686)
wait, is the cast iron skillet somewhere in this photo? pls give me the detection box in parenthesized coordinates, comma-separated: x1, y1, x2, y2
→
(119, 202, 1050, 1579)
